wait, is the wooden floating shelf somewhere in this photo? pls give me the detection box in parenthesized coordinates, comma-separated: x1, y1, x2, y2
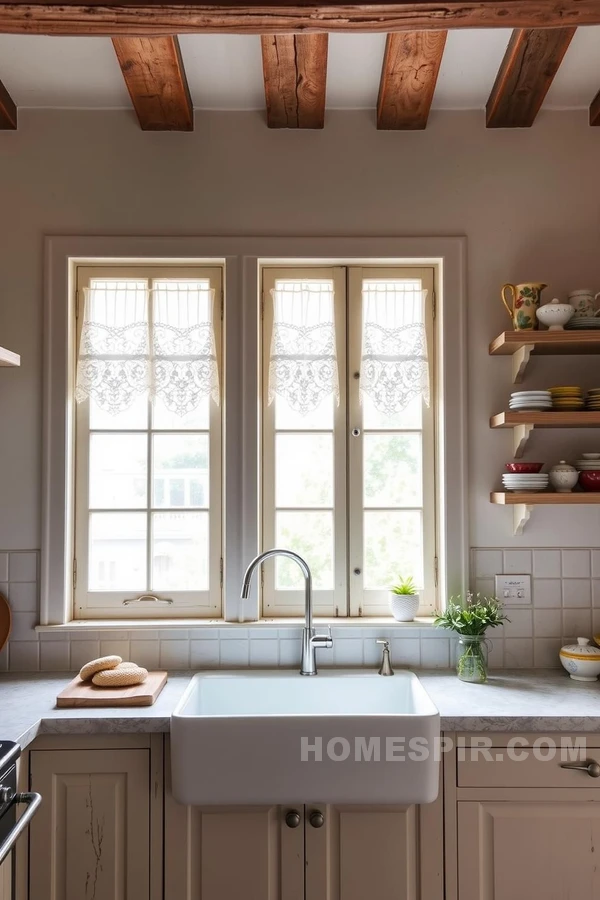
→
(491, 492, 600, 505)
(490, 411, 600, 457)
(490, 491, 600, 535)
(0, 346, 19, 367)
(489, 330, 600, 383)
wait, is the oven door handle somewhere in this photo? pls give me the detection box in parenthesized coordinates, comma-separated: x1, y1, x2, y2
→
(0, 792, 42, 865)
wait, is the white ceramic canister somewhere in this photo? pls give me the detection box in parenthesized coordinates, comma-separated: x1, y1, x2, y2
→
(559, 637, 600, 681)
(549, 460, 579, 493)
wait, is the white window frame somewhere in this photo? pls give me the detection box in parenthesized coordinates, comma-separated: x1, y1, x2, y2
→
(73, 264, 223, 619)
(41, 236, 466, 629)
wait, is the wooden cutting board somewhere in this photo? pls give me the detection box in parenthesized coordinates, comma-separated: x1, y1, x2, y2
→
(56, 671, 168, 708)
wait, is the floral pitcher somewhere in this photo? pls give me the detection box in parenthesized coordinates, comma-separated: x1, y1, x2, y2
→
(501, 282, 547, 331)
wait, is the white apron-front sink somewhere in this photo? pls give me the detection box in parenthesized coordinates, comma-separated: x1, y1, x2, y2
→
(171, 670, 440, 806)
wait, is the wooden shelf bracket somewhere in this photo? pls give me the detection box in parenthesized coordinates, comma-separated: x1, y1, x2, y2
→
(513, 422, 534, 458)
(513, 503, 533, 535)
(512, 343, 534, 384)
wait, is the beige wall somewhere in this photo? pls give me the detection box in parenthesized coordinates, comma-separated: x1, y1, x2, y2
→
(0, 107, 599, 553)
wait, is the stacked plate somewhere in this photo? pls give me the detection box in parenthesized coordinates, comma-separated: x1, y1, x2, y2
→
(566, 317, 600, 330)
(502, 472, 549, 493)
(550, 386, 584, 410)
(509, 390, 552, 411)
(586, 389, 600, 410)
(575, 454, 600, 470)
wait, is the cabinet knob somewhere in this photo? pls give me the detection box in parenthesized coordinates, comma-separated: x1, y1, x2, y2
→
(560, 759, 600, 778)
(285, 810, 301, 828)
(309, 810, 325, 828)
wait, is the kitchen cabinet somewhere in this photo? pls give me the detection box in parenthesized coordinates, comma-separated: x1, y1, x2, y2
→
(164, 739, 444, 900)
(27, 735, 162, 900)
(448, 733, 600, 900)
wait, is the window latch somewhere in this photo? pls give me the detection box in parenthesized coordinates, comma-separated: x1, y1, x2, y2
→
(122, 594, 174, 606)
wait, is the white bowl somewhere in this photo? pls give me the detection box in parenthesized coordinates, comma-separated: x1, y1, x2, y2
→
(536, 301, 575, 331)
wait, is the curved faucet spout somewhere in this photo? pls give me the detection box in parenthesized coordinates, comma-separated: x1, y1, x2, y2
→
(240, 548, 332, 675)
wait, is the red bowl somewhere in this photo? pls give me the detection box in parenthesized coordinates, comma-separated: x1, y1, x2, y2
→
(505, 462, 544, 474)
(579, 471, 600, 492)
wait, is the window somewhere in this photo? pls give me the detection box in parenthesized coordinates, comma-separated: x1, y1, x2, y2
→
(73, 265, 223, 618)
(261, 265, 436, 618)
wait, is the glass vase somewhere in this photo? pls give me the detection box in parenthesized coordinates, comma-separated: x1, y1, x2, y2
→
(455, 635, 489, 683)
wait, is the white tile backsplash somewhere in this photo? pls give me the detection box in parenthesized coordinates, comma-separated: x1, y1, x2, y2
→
(1, 545, 597, 672)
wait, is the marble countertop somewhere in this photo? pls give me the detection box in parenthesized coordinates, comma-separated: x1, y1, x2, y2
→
(1, 669, 600, 750)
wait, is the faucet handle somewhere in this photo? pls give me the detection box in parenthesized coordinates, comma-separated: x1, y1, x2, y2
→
(311, 626, 333, 650)
(377, 639, 390, 651)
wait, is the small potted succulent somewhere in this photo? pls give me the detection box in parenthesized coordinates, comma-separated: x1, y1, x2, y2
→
(389, 576, 420, 622)
(434, 592, 508, 683)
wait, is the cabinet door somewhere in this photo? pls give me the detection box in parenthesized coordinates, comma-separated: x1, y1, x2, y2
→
(164, 740, 302, 900)
(458, 800, 600, 899)
(0, 856, 11, 900)
(29, 748, 150, 900)
(305, 798, 444, 900)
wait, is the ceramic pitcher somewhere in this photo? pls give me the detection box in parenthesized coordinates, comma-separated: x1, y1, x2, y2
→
(501, 282, 547, 331)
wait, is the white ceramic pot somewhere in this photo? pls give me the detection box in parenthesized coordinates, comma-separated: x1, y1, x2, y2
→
(535, 298, 574, 331)
(549, 460, 579, 493)
(559, 637, 600, 681)
(389, 593, 419, 622)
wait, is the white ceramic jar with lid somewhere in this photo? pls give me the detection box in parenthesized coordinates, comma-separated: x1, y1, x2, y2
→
(549, 460, 579, 493)
(559, 638, 600, 681)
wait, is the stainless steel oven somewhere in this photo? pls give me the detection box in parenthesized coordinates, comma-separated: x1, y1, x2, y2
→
(0, 742, 41, 878)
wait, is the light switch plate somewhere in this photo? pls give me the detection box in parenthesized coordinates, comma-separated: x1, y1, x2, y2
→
(494, 574, 531, 606)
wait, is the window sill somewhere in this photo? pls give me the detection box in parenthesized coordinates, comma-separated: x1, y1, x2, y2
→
(36, 616, 436, 633)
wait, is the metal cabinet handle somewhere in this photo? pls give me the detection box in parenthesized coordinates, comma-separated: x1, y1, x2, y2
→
(285, 810, 301, 828)
(0, 792, 42, 865)
(123, 594, 173, 606)
(309, 810, 325, 828)
(560, 759, 600, 778)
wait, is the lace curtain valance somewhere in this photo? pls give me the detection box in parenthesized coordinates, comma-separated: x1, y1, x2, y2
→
(268, 284, 339, 416)
(360, 283, 430, 415)
(75, 282, 219, 416)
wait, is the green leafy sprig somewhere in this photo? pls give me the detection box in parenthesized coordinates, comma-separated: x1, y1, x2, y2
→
(433, 592, 509, 636)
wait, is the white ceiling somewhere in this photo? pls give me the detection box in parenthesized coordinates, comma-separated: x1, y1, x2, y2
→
(0, 28, 600, 111)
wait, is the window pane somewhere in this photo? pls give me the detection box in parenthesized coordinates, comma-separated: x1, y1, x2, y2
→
(364, 510, 423, 589)
(90, 394, 148, 430)
(89, 512, 146, 590)
(152, 395, 210, 430)
(275, 511, 333, 590)
(153, 434, 209, 508)
(275, 395, 334, 430)
(151, 512, 208, 590)
(89, 434, 147, 509)
(364, 434, 422, 507)
(276, 434, 333, 507)
(362, 393, 422, 430)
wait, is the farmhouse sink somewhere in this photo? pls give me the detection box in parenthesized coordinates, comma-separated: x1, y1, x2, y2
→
(170, 670, 440, 806)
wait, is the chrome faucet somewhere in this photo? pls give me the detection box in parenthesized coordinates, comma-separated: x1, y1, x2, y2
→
(241, 549, 333, 675)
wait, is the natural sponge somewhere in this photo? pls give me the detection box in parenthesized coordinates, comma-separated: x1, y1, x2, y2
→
(92, 664, 148, 687)
(79, 655, 122, 682)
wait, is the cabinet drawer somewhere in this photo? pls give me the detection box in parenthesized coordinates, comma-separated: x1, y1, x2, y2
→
(458, 744, 600, 788)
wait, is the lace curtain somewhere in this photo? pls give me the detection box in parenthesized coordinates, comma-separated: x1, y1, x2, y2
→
(360, 283, 430, 415)
(268, 283, 339, 415)
(75, 281, 219, 416)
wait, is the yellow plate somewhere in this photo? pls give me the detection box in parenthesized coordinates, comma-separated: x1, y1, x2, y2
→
(550, 386, 582, 391)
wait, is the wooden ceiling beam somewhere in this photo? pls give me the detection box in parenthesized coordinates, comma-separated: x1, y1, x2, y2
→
(0, 78, 16, 129)
(112, 35, 193, 131)
(486, 27, 576, 128)
(2, 1, 600, 36)
(261, 34, 328, 128)
(377, 31, 446, 130)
